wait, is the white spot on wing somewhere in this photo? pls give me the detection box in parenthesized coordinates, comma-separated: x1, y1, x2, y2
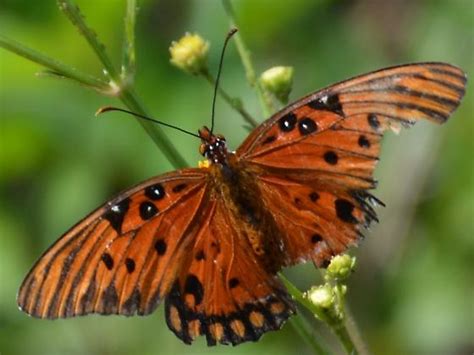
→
(111, 205, 120, 213)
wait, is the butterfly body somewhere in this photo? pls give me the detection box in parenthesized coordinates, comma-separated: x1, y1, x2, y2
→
(18, 62, 466, 346)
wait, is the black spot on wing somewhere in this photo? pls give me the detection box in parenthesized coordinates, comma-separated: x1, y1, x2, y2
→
(139, 201, 158, 220)
(324, 151, 338, 165)
(228, 278, 239, 289)
(309, 192, 320, 202)
(311, 234, 323, 243)
(308, 93, 344, 116)
(278, 113, 297, 132)
(101, 253, 114, 270)
(368, 113, 380, 129)
(154, 239, 167, 255)
(358, 135, 371, 148)
(195, 250, 205, 261)
(125, 258, 136, 273)
(103, 198, 130, 233)
(184, 274, 204, 306)
(298, 117, 318, 135)
(335, 199, 357, 223)
(262, 135, 277, 145)
(145, 183, 165, 200)
(172, 183, 187, 193)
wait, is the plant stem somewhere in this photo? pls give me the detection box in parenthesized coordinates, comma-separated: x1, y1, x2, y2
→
(333, 324, 357, 354)
(58, 0, 120, 82)
(0, 34, 107, 89)
(279, 273, 330, 322)
(57, 0, 187, 168)
(289, 313, 330, 355)
(122, 0, 136, 81)
(201, 69, 258, 128)
(344, 305, 369, 355)
(279, 273, 360, 354)
(119, 88, 189, 168)
(221, 0, 275, 118)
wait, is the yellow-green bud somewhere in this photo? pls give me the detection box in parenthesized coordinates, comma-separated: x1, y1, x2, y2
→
(325, 254, 356, 282)
(259, 66, 294, 104)
(307, 284, 335, 309)
(169, 33, 209, 75)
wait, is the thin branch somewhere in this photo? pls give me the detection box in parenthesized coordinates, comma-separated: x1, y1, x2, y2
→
(57, 0, 188, 168)
(122, 0, 137, 81)
(201, 69, 258, 128)
(289, 313, 331, 355)
(57, 0, 120, 82)
(221, 0, 276, 118)
(0, 34, 107, 90)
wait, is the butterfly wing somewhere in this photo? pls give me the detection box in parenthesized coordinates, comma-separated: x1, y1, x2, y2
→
(18, 166, 295, 346)
(17, 169, 210, 319)
(164, 197, 295, 346)
(236, 62, 466, 266)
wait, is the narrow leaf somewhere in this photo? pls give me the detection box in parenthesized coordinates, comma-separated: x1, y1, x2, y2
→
(0, 34, 106, 89)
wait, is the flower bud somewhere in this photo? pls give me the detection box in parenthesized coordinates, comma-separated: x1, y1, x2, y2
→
(259, 66, 294, 103)
(169, 33, 209, 75)
(325, 254, 356, 282)
(307, 284, 335, 309)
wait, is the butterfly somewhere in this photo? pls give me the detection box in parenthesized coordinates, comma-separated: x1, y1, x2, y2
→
(18, 62, 466, 346)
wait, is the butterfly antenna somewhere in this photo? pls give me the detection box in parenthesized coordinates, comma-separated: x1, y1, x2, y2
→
(210, 27, 238, 134)
(96, 106, 201, 139)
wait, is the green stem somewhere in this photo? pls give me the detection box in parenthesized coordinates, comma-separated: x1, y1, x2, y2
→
(279, 273, 359, 354)
(279, 273, 330, 322)
(0, 34, 107, 89)
(58, 0, 120, 82)
(279, 274, 334, 353)
(57, 0, 187, 169)
(289, 313, 330, 355)
(221, 0, 275, 118)
(333, 324, 357, 355)
(344, 304, 369, 355)
(201, 69, 258, 128)
(119, 88, 188, 168)
(122, 0, 136, 81)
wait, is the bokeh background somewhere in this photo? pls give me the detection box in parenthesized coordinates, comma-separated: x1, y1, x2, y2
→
(1, 0, 472, 354)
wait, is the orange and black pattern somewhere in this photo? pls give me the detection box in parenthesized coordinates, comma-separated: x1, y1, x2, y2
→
(18, 63, 466, 346)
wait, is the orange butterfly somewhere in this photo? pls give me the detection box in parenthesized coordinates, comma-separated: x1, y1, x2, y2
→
(18, 62, 466, 346)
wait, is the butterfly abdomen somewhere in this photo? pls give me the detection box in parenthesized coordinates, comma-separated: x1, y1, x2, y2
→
(209, 155, 288, 274)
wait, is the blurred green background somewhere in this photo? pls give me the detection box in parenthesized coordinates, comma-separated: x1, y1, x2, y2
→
(1, 0, 472, 354)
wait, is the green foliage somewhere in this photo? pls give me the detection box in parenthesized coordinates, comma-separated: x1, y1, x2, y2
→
(0, 0, 472, 354)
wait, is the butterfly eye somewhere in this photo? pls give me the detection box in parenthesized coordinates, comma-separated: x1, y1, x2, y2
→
(199, 143, 207, 156)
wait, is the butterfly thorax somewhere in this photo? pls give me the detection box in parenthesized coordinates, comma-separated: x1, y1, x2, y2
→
(198, 126, 229, 165)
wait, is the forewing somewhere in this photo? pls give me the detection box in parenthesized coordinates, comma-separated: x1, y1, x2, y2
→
(18, 169, 209, 319)
(238, 62, 466, 166)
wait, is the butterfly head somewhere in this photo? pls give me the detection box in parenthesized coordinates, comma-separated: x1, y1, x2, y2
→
(198, 126, 228, 165)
